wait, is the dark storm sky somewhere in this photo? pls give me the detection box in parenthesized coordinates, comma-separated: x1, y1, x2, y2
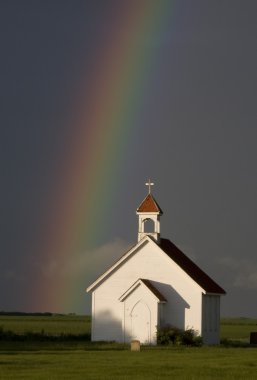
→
(0, 0, 257, 315)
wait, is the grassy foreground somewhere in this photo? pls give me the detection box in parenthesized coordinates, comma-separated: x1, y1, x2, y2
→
(0, 315, 257, 379)
(0, 346, 257, 380)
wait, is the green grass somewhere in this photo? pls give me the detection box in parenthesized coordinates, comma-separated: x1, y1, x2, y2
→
(0, 347, 257, 380)
(1, 316, 257, 379)
(1, 315, 257, 341)
(220, 317, 257, 340)
(0, 315, 90, 335)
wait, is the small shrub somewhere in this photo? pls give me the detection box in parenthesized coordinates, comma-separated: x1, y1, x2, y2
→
(157, 325, 202, 346)
(157, 325, 181, 345)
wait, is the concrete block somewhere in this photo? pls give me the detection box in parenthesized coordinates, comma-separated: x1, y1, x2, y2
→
(131, 340, 140, 351)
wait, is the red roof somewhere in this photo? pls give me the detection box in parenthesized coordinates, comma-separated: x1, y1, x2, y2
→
(137, 194, 163, 214)
(160, 238, 226, 294)
(87, 236, 226, 295)
(140, 279, 167, 302)
(119, 278, 167, 302)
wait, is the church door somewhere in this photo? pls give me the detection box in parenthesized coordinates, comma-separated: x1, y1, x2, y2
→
(131, 301, 150, 344)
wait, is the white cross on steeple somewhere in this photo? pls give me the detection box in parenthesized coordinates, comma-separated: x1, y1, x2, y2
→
(145, 178, 154, 194)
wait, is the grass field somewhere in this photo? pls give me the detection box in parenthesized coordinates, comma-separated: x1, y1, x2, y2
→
(1, 315, 257, 340)
(0, 315, 91, 335)
(221, 317, 257, 341)
(1, 346, 257, 379)
(0, 315, 257, 379)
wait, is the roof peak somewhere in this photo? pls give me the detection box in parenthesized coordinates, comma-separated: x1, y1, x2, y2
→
(87, 236, 226, 295)
(137, 193, 163, 214)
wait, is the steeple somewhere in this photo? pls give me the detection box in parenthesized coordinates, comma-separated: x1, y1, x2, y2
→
(136, 179, 163, 243)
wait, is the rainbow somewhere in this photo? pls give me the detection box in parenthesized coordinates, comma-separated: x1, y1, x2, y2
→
(37, 0, 174, 313)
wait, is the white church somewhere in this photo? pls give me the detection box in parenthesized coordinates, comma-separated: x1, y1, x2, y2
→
(87, 181, 225, 345)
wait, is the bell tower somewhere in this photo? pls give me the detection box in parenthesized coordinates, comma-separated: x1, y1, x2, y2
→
(136, 179, 163, 243)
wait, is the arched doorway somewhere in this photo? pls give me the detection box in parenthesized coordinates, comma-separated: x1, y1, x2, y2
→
(131, 301, 151, 344)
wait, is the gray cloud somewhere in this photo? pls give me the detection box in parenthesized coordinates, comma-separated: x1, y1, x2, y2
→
(64, 238, 132, 280)
(32, 238, 131, 281)
(218, 256, 257, 290)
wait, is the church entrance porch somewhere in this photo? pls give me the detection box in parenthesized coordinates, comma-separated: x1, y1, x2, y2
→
(119, 278, 167, 345)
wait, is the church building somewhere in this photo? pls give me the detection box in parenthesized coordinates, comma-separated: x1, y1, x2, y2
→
(87, 181, 225, 345)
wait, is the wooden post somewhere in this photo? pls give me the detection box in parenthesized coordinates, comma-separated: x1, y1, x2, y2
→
(250, 332, 257, 344)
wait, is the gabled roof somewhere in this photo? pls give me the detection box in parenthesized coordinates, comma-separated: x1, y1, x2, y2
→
(86, 235, 226, 295)
(160, 239, 226, 295)
(137, 193, 163, 214)
(86, 237, 149, 292)
(119, 278, 167, 302)
(141, 279, 167, 302)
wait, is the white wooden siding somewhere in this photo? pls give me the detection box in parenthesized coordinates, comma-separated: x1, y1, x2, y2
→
(202, 294, 220, 344)
(91, 238, 207, 343)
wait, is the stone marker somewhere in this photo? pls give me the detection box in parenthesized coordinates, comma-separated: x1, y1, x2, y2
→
(131, 340, 140, 351)
(250, 332, 257, 344)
